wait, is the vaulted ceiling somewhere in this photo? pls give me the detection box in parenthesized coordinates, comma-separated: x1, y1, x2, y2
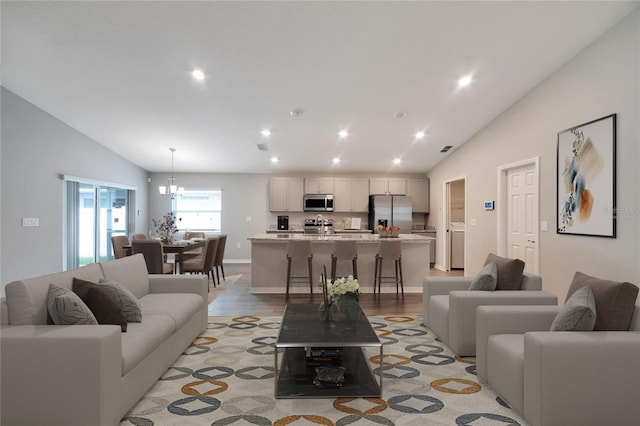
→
(2, 1, 637, 174)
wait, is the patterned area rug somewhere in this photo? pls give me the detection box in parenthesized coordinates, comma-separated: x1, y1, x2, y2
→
(121, 315, 526, 425)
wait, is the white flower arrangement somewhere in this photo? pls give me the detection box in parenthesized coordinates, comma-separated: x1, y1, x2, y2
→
(326, 275, 359, 303)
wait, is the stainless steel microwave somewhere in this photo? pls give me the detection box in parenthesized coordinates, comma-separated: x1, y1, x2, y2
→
(303, 194, 334, 212)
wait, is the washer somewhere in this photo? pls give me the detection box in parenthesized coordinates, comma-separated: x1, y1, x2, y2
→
(450, 222, 465, 269)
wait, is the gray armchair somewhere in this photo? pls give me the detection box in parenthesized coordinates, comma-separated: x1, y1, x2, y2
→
(476, 302, 640, 425)
(423, 272, 557, 356)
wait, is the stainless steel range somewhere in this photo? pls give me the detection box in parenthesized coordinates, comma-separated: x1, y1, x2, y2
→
(303, 218, 334, 234)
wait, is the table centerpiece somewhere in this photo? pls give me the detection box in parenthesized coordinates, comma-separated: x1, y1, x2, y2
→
(319, 266, 360, 325)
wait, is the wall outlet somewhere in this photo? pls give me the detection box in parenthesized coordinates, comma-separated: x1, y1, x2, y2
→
(22, 217, 40, 227)
(236, 242, 241, 249)
(246, 216, 252, 222)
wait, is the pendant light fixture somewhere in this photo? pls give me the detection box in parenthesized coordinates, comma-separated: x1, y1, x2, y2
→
(158, 148, 184, 199)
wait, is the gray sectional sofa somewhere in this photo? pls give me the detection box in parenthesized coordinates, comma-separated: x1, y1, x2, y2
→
(0, 254, 208, 426)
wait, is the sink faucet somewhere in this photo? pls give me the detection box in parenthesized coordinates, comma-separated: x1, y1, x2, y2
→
(315, 214, 325, 238)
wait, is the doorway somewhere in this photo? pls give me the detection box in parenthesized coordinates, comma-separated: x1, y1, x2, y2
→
(497, 158, 540, 274)
(443, 177, 466, 271)
(64, 179, 134, 270)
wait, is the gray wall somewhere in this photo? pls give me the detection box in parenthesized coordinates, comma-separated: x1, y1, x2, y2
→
(1, 88, 150, 295)
(428, 10, 640, 300)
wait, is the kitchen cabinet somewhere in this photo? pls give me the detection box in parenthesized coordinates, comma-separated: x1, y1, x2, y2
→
(369, 178, 406, 195)
(334, 178, 369, 212)
(406, 178, 430, 212)
(269, 177, 304, 212)
(305, 177, 334, 194)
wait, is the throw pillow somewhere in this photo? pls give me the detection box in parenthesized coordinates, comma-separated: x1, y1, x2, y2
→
(99, 278, 142, 322)
(469, 262, 498, 291)
(484, 253, 525, 290)
(565, 272, 639, 331)
(72, 278, 128, 332)
(550, 286, 596, 331)
(47, 284, 98, 325)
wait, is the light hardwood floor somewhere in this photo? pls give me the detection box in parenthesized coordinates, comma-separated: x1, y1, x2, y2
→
(207, 263, 463, 316)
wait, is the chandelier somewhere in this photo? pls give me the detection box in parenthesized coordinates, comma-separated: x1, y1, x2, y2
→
(158, 148, 184, 199)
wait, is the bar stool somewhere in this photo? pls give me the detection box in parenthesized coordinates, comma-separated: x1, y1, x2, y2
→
(286, 240, 313, 296)
(331, 240, 358, 282)
(374, 240, 403, 296)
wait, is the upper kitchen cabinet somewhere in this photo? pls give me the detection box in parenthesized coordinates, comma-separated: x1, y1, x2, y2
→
(269, 177, 304, 212)
(406, 178, 430, 212)
(305, 177, 335, 194)
(369, 178, 406, 195)
(334, 178, 369, 212)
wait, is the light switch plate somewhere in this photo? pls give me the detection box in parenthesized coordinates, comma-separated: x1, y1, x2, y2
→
(22, 217, 40, 227)
(541, 221, 548, 232)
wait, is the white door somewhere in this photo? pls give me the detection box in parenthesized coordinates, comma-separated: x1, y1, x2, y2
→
(507, 164, 538, 273)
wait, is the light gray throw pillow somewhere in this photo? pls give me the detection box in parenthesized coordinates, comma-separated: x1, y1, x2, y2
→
(551, 285, 596, 331)
(47, 284, 98, 325)
(99, 278, 143, 322)
(469, 262, 498, 291)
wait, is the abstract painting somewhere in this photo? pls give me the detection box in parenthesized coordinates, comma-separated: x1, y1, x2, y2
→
(557, 114, 616, 237)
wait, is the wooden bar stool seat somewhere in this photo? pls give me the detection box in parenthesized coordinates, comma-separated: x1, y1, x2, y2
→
(330, 240, 358, 281)
(374, 240, 403, 296)
(286, 240, 313, 296)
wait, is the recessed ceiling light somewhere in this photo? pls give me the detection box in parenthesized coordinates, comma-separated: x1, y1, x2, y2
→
(393, 158, 402, 165)
(191, 69, 205, 81)
(261, 129, 272, 137)
(290, 108, 304, 117)
(332, 158, 341, 165)
(394, 112, 407, 119)
(415, 131, 426, 140)
(270, 156, 279, 164)
(338, 130, 349, 138)
(457, 75, 472, 88)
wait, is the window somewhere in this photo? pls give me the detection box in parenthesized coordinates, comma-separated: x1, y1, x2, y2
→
(174, 190, 221, 232)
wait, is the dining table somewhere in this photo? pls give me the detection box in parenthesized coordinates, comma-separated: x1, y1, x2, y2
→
(124, 239, 206, 274)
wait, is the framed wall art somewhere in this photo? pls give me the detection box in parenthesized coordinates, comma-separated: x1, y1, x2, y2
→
(557, 113, 616, 237)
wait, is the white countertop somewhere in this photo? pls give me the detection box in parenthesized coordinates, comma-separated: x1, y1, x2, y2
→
(248, 233, 434, 243)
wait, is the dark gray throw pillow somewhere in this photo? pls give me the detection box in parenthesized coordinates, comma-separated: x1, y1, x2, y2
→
(469, 262, 498, 291)
(72, 278, 128, 332)
(551, 286, 596, 331)
(484, 253, 525, 290)
(565, 272, 638, 331)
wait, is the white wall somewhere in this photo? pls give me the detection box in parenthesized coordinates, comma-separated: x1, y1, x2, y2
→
(428, 10, 640, 300)
(0, 88, 150, 294)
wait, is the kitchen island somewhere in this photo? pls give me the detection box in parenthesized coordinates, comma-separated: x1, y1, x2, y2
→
(248, 233, 433, 294)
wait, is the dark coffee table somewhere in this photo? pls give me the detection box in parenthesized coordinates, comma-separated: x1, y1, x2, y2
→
(274, 303, 383, 398)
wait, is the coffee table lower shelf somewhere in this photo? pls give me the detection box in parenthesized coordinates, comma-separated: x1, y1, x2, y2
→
(275, 346, 381, 399)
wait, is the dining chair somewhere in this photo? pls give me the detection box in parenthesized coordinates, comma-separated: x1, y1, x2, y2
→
(213, 234, 227, 286)
(131, 240, 173, 274)
(131, 233, 147, 241)
(183, 231, 206, 257)
(111, 235, 129, 259)
(182, 237, 219, 290)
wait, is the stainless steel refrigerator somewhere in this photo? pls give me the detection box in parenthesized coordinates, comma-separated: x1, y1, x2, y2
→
(368, 195, 412, 234)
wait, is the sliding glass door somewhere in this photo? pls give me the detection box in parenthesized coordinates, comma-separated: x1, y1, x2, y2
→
(66, 180, 132, 269)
